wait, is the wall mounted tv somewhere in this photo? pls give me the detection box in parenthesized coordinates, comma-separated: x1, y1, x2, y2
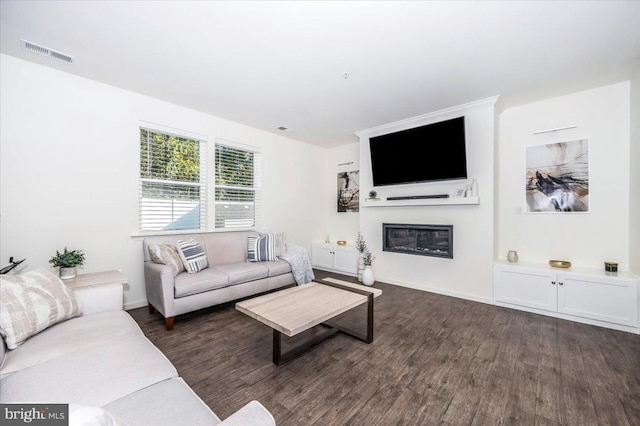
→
(369, 116, 467, 187)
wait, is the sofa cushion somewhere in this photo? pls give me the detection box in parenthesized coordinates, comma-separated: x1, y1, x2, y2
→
(0, 334, 177, 406)
(0, 338, 6, 372)
(1, 310, 143, 376)
(174, 268, 229, 298)
(0, 268, 81, 349)
(218, 400, 276, 426)
(263, 260, 292, 277)
(176, 238, 209, 273)
(247, 235, 278, 262)
(148, 243, 185, 276)
(105, 378, 221, 426)
(201, 232, 253, 266)
(216, 262, 269, 285)
(69, 404, 128, 426)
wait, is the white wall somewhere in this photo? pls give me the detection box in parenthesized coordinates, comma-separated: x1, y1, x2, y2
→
(318, 143, 360, 244)
(0, 54, 326, 308)
(498, 82, 631, 270)
(356, 98, 499, 303)
(630, 75, 640, 275)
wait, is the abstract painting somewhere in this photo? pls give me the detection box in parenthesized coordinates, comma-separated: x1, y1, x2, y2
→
(525, 139, 589, 212)
(337, 170, 359, 212)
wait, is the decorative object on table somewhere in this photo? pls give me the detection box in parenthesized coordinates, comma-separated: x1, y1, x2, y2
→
(367, 190, 379, 201)
(355, 232, 367, 282)
(361, 249, 375, 286)
(526, 139, 589, 212)
(549, 259, 572, 269)
(49, 247, 86, 280)
(337, 170, 359, 212)
(0, 257, 26, 274)
(336, 240, 347, 246)
(470, 179, 478, 197)
(507, 250, 519, 262)
(604, 261, 618, 273)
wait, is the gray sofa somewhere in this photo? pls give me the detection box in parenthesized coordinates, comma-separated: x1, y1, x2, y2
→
(0, 279, 275, 425)
(143, 231, 296, 330)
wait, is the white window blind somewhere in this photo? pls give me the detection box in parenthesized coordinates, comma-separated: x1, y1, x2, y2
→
(139, 127, 207, 232)
(214, 142, 261, 229)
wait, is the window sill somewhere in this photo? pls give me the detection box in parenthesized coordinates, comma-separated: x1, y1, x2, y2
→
(130, 228, 255, 240)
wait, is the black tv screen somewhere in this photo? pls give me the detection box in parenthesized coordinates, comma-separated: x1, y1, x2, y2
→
(369, 116, 467, 186)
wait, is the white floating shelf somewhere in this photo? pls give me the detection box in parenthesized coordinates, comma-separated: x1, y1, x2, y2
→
(362, 197, 479, 207)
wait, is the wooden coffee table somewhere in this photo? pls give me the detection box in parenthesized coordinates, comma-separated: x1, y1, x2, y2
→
(235, 278, 382, 365)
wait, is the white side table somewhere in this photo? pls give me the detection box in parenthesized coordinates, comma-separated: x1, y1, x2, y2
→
(63, 270, 128, 290)
(63, 270, 128, 313)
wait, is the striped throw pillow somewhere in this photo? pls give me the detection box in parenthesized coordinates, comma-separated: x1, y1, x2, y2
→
(247, 234, 278, 262)
(260, 231, 287, 257)
(176, 238, 209, 274)
(0, 268, 81, 349)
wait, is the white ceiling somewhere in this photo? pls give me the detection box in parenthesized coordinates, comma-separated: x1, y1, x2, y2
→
(1, 1, 639, 148)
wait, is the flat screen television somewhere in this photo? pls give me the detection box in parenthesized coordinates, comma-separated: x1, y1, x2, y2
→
(369, 116, 467, 186)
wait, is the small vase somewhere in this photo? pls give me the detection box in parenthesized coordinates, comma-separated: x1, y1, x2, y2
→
(59, 266, 77, 280)
(507, 250, 519, 262)
(362, 265, 374, 286)
(357, 256, 365, 282)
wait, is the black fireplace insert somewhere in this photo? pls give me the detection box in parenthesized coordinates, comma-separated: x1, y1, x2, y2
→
(383, 223, 453, 259)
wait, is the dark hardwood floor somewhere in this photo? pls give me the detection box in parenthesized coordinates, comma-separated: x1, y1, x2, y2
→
(128, 270, 640, 425)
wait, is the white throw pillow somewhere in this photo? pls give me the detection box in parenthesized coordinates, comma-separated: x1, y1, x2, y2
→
(0, 268, 81, 349)
(147, 243, 185, 276)
(176, 238, 209, 274)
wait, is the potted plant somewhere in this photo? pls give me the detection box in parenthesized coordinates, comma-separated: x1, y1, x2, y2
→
(355, 232, 367, 282)
(361, 249, 375, 286)
(49, 247, 85, 280)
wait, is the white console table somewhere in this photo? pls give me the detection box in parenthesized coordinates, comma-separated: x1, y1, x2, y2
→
(311, 242, 359, 276)
(494, 260, 639, 334)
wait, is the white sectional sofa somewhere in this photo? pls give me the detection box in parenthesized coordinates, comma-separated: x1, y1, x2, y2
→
(0, 276, 275, 425)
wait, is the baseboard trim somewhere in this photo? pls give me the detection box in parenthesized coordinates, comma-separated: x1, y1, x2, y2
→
(376, 276, 494, 305)
(124, 299, 148, 311)
(495, 301, 640, 335)
(313, 266, 357, 277)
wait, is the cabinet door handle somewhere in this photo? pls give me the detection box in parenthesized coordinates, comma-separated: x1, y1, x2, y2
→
(551, 281, 556, 285)
(559, 282, 563, 286)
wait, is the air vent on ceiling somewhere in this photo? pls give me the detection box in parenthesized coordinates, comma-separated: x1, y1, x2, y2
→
(21, 39, 74, 63)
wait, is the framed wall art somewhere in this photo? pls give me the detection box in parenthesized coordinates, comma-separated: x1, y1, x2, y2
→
(525, 139, 589, 213)
(337, 170, 359, 212)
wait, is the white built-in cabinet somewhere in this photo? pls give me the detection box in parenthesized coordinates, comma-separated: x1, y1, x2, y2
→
(311, 242, 358, 276)
(494, 260, 639, 334)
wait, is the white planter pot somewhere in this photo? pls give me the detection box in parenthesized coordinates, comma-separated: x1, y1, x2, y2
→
(59, 266, 77, 280)
(357, 256, 365, 282)
(362, 265, 374, 286)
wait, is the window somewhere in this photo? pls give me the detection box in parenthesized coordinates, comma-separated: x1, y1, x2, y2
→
(139, 127, 206, 232)
(214, 141, 261, 229)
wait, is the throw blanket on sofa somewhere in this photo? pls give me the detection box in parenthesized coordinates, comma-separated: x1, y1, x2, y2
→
(280, 243, 315, 285)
